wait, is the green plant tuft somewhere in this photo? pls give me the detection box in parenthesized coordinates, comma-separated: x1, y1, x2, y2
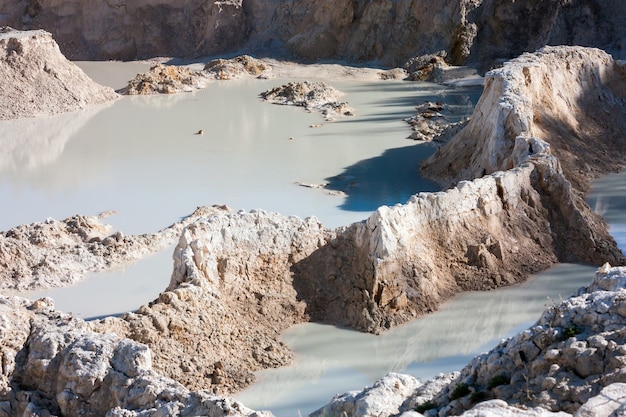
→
(415, 400, 436, 413)
(470, 391, 489, 404)
(450, 383, 471, 400)
(563, 324, 581, 338)
(488, 374, 510, 389)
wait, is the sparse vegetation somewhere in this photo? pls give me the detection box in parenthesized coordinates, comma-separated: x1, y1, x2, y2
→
(415, 400, 437, 413)
(488, 374, 510, 389)
(563, 324, 581, 338)
(470, 391, 489, 404)
(450, 383, 471, 400)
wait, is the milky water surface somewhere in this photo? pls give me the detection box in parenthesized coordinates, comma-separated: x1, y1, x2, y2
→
(2, 62, 624, 417)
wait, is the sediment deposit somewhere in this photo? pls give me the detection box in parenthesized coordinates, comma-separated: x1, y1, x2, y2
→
(0, 27, 118, 120)
(119, 56, 271, 94)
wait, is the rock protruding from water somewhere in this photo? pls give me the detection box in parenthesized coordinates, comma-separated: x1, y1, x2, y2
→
(119, 63, 210, 94)
(204, 55, 270, 80)
(260, 81, 354, 120)
(0, 27, 119, 120)
(89, 210, 332, 394)
(312, 265, 626, 417)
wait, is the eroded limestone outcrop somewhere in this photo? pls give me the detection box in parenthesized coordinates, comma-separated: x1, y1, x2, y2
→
(77, 47, 626, 396)
(87, 211, 332, 394)
(2, 265, 624, 416)
(421, 46, 626, 264)
(0, 296, 270, 417)
(0, 27, 118, 119)
(0, 206, 229, 292)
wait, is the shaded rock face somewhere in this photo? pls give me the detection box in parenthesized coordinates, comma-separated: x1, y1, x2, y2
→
(1, 1, 624, 67)
(0, 0, 246, 61)
(0, 28, 118, 119)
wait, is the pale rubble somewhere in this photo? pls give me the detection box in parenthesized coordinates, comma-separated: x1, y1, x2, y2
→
(0, 295, 271, 417)
(0, 27, 118, 120)
(260, 81, 355, 120)
(203, 55, 271, 80)
(404, 101, 469, 142)
(118, 56, 271, 95)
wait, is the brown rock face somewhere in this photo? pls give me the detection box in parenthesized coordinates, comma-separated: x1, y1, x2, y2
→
(1, 0, 247, 60)
(2, 0, 624, 67)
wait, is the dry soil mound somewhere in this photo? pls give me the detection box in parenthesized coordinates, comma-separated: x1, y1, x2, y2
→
(0, 27, 118, 120)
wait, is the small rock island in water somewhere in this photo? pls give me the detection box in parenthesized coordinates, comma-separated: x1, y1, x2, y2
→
(0, 0, 626, 415)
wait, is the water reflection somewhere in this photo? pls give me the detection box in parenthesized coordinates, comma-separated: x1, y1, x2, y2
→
(0, 103, 112, 175)
(235, 264, 596, 417)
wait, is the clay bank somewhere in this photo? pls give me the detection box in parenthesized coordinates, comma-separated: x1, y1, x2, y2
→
(0, 18, 625, 417)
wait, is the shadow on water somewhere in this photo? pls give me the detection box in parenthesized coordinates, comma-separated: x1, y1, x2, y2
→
(324, 143, 441, 211)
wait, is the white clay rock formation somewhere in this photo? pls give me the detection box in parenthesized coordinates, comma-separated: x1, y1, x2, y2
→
(0, 27, 118, 120)
(0, 206, 230, 292)
(0, 15, 625, 416)
(0, 296, 272, 417)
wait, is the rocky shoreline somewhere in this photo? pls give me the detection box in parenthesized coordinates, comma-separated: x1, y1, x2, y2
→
(0, 19, 625, 417)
